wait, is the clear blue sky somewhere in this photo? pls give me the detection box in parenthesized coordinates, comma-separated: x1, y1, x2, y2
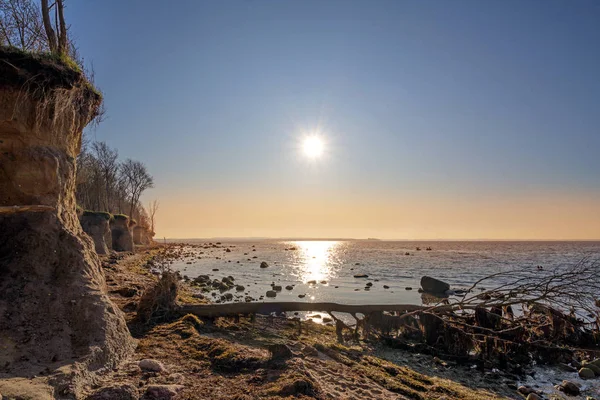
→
(67, 1, 600, 239)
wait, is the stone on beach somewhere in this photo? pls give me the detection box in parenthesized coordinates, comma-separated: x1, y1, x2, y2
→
(353, 274, 369, 278)
(139, 358, 166, 372)
(420, 276, 450, 294)
(142, 384, 184, 400)
(266, 290, 277, 298)
(260, 261, 269, 268)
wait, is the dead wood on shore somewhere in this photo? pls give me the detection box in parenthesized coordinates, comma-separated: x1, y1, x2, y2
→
(177, 259, 600, 368)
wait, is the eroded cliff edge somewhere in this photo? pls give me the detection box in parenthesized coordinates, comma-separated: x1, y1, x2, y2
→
(0, 47, 134, 397)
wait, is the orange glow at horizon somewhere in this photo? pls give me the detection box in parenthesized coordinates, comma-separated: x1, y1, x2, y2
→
(150, 190, 600, 240)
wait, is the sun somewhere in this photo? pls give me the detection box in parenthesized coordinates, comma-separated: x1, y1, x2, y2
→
(302, 135, 324, 158)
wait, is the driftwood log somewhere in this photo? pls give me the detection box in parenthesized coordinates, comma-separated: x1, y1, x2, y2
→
(181, 302, 440, 318)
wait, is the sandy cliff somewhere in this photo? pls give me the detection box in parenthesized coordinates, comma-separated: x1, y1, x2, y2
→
(0, 47, 134, 396)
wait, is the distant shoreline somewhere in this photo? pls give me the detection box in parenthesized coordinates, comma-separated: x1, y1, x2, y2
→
(159, 237, 600, 243)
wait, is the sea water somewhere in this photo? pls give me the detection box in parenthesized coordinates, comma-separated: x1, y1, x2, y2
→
(169, 240, 600, 305)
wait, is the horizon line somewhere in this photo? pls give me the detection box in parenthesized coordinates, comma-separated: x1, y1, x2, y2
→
(156, 237, 600, 242)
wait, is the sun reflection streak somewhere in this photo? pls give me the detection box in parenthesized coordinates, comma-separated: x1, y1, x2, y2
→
(292, 241, 340, 283)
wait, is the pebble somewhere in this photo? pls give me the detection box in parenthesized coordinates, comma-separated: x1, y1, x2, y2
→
(139, 359, 165, 373)
(266, 290, 277, 298)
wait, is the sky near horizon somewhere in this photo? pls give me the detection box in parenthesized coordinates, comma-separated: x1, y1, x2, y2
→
(67, 1, 600, 240)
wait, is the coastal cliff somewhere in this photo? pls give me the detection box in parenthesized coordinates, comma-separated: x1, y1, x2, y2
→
(111, 214, 135, 252)
(0, 47, 134, 393)
(79, 211, 112, 254)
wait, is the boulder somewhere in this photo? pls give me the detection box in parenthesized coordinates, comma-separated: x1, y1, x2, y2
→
(420, 276, 450, 293)
(583, 361, 600, 375)
(0, 47, 134, 389)
(110, 215, 135, 252)
(79, 211, 112, 254)
(559, 380, 581, 395)
(579, 367, 595, 379)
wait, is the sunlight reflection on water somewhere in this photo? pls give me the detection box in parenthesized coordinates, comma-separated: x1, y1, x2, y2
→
(290, 241, 343, 283)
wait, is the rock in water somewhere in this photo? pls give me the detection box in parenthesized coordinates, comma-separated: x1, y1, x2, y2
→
(420, 276, 450, 293)
(582, 361, 600, 375)
(559, 380, 581, 395)
(578, 367, 595, 379)
(0, 48, 134, 388)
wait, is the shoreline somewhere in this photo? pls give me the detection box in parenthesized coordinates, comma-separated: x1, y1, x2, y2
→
(93, 246, 600, 399)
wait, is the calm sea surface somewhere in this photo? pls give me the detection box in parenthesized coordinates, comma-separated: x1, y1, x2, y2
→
(169, 240, 600, 305)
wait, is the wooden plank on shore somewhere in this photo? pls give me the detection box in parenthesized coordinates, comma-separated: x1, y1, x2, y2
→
(180, 302, 457, 318)
(0, 205, 55, 214)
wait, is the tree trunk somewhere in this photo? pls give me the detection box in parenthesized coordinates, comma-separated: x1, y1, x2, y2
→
(40, 0, 57, 52)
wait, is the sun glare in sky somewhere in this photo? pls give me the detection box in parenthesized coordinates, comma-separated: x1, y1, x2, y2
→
(302, 135, 325, 159)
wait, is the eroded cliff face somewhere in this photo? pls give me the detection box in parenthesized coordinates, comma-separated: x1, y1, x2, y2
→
(111, 216, 135, 252)
(0, 48, 134, 387)
(79, 212, 111, 255)
(133, 225, 152, 245)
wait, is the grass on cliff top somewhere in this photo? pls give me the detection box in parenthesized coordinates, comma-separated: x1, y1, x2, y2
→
(112, 214, 129, 221)
(82, 210, 112, 220)
(0, 45, 102, 99)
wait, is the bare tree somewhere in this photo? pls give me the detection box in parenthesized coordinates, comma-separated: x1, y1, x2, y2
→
(148, 199, 159, 234)
(91, 142, 119, 212)
(0, 0, 46, 51)
(121, 159, 154, 220)
(40, 0, 67, 56)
